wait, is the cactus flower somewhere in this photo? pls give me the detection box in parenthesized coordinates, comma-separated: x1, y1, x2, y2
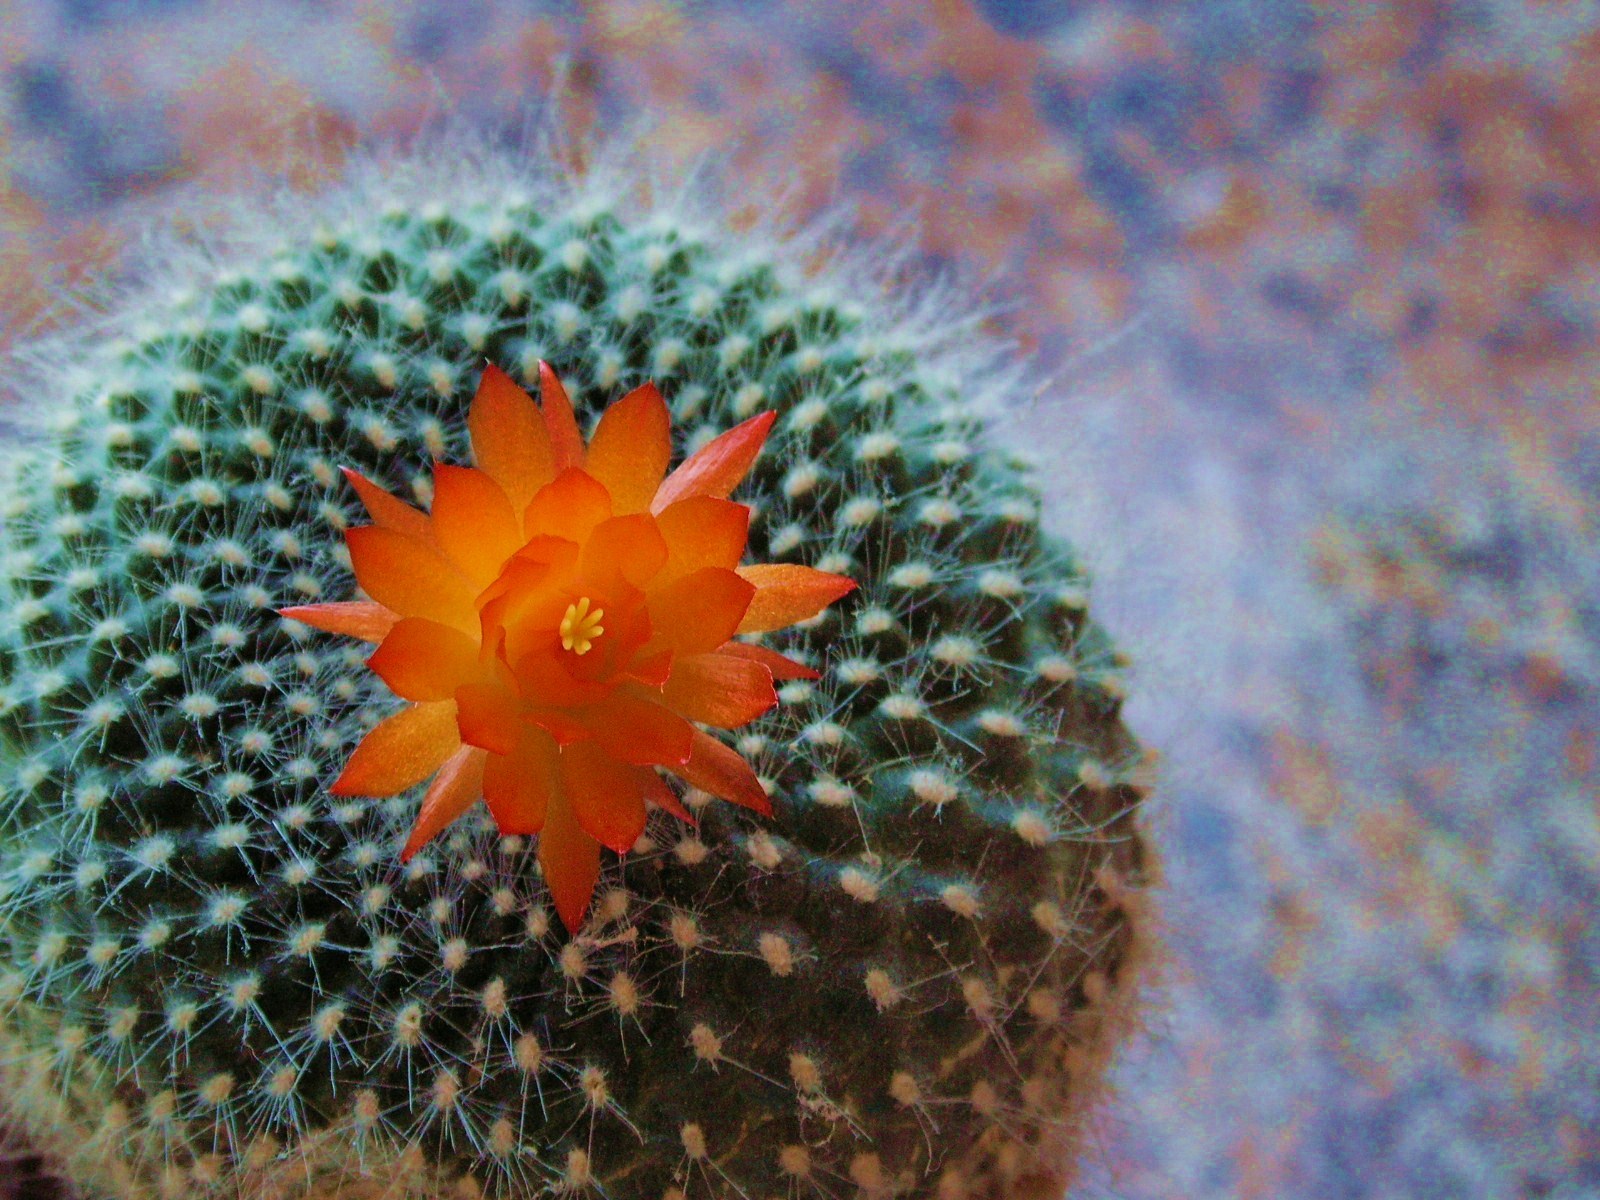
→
(283, 362, 856, 931)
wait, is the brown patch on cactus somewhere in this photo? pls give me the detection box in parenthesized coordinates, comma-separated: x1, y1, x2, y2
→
(942, 749, 1164, 1200)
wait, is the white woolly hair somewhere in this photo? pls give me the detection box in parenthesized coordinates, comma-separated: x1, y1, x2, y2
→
(0, 98, 1033, 441)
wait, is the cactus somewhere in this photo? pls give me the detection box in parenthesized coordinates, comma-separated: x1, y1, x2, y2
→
(0, 146, 1152, 1199)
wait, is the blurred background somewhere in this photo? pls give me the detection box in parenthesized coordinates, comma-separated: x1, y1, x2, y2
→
(1, 1, 1596, 1197)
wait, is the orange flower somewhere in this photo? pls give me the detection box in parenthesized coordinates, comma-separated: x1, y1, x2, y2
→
(282, 363, 856, 932)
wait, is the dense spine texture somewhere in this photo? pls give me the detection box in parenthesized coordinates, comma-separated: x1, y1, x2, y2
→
(0, 160, 1151, 1199)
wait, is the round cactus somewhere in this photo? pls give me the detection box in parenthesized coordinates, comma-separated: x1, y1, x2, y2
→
(0, 146, 1152, 1199)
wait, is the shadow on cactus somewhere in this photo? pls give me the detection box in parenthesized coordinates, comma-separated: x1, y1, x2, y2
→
(0, 134, 1155, 1199)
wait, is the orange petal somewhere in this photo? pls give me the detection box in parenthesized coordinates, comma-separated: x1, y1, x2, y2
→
(400, 746, 486, 861)
(717, 640, 820, 681)
(430, 463, 524, 585)
(641, 770, 694, 825)
(332, 700, 461, 797)
(469, 363, 557, 511)
(624, 647, 675, 688)
(523, 468, 614, 544)
(526, 708, 592, 745)
(651, 410, 776, 513)
(662, 652, 778, 729)
(580, 514, 669, 592)
(559, 740, 649, 853)
(500, 536, 582, 608)
(735, 564, 857, 634)
(455, 681, 524, 756)
(482, 730, 556, 835)
(510, 534, 584, 572)
(654, 496, 750, 584)
(342, 468, 432, 540)
(367, 618, 481, 702)
(346, 525, 480, 634)
(584, 383, 671, 514)
(512, 650, 613, 708)
(646, 567, 755, 655)
(582, 690, 696, 766)
(539, 791, 601, 934)
(669, 729, 772, 816)
(279, 601, 399, 643)
(538, 360, 586, 473)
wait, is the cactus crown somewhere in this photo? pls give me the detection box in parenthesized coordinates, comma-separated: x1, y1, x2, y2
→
(0, 148, 1149, 1199)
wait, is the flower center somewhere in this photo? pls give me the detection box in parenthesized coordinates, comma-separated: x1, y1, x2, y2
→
(559, 596, 605, 656)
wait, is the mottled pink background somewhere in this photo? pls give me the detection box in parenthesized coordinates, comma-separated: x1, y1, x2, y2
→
(2, 2, 1596, 1198)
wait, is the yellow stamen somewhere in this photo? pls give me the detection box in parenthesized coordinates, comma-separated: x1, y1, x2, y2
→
(559, 597, 605, 656)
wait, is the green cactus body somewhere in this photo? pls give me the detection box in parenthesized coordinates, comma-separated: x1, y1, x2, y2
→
(0, 161, 1150, 1199)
